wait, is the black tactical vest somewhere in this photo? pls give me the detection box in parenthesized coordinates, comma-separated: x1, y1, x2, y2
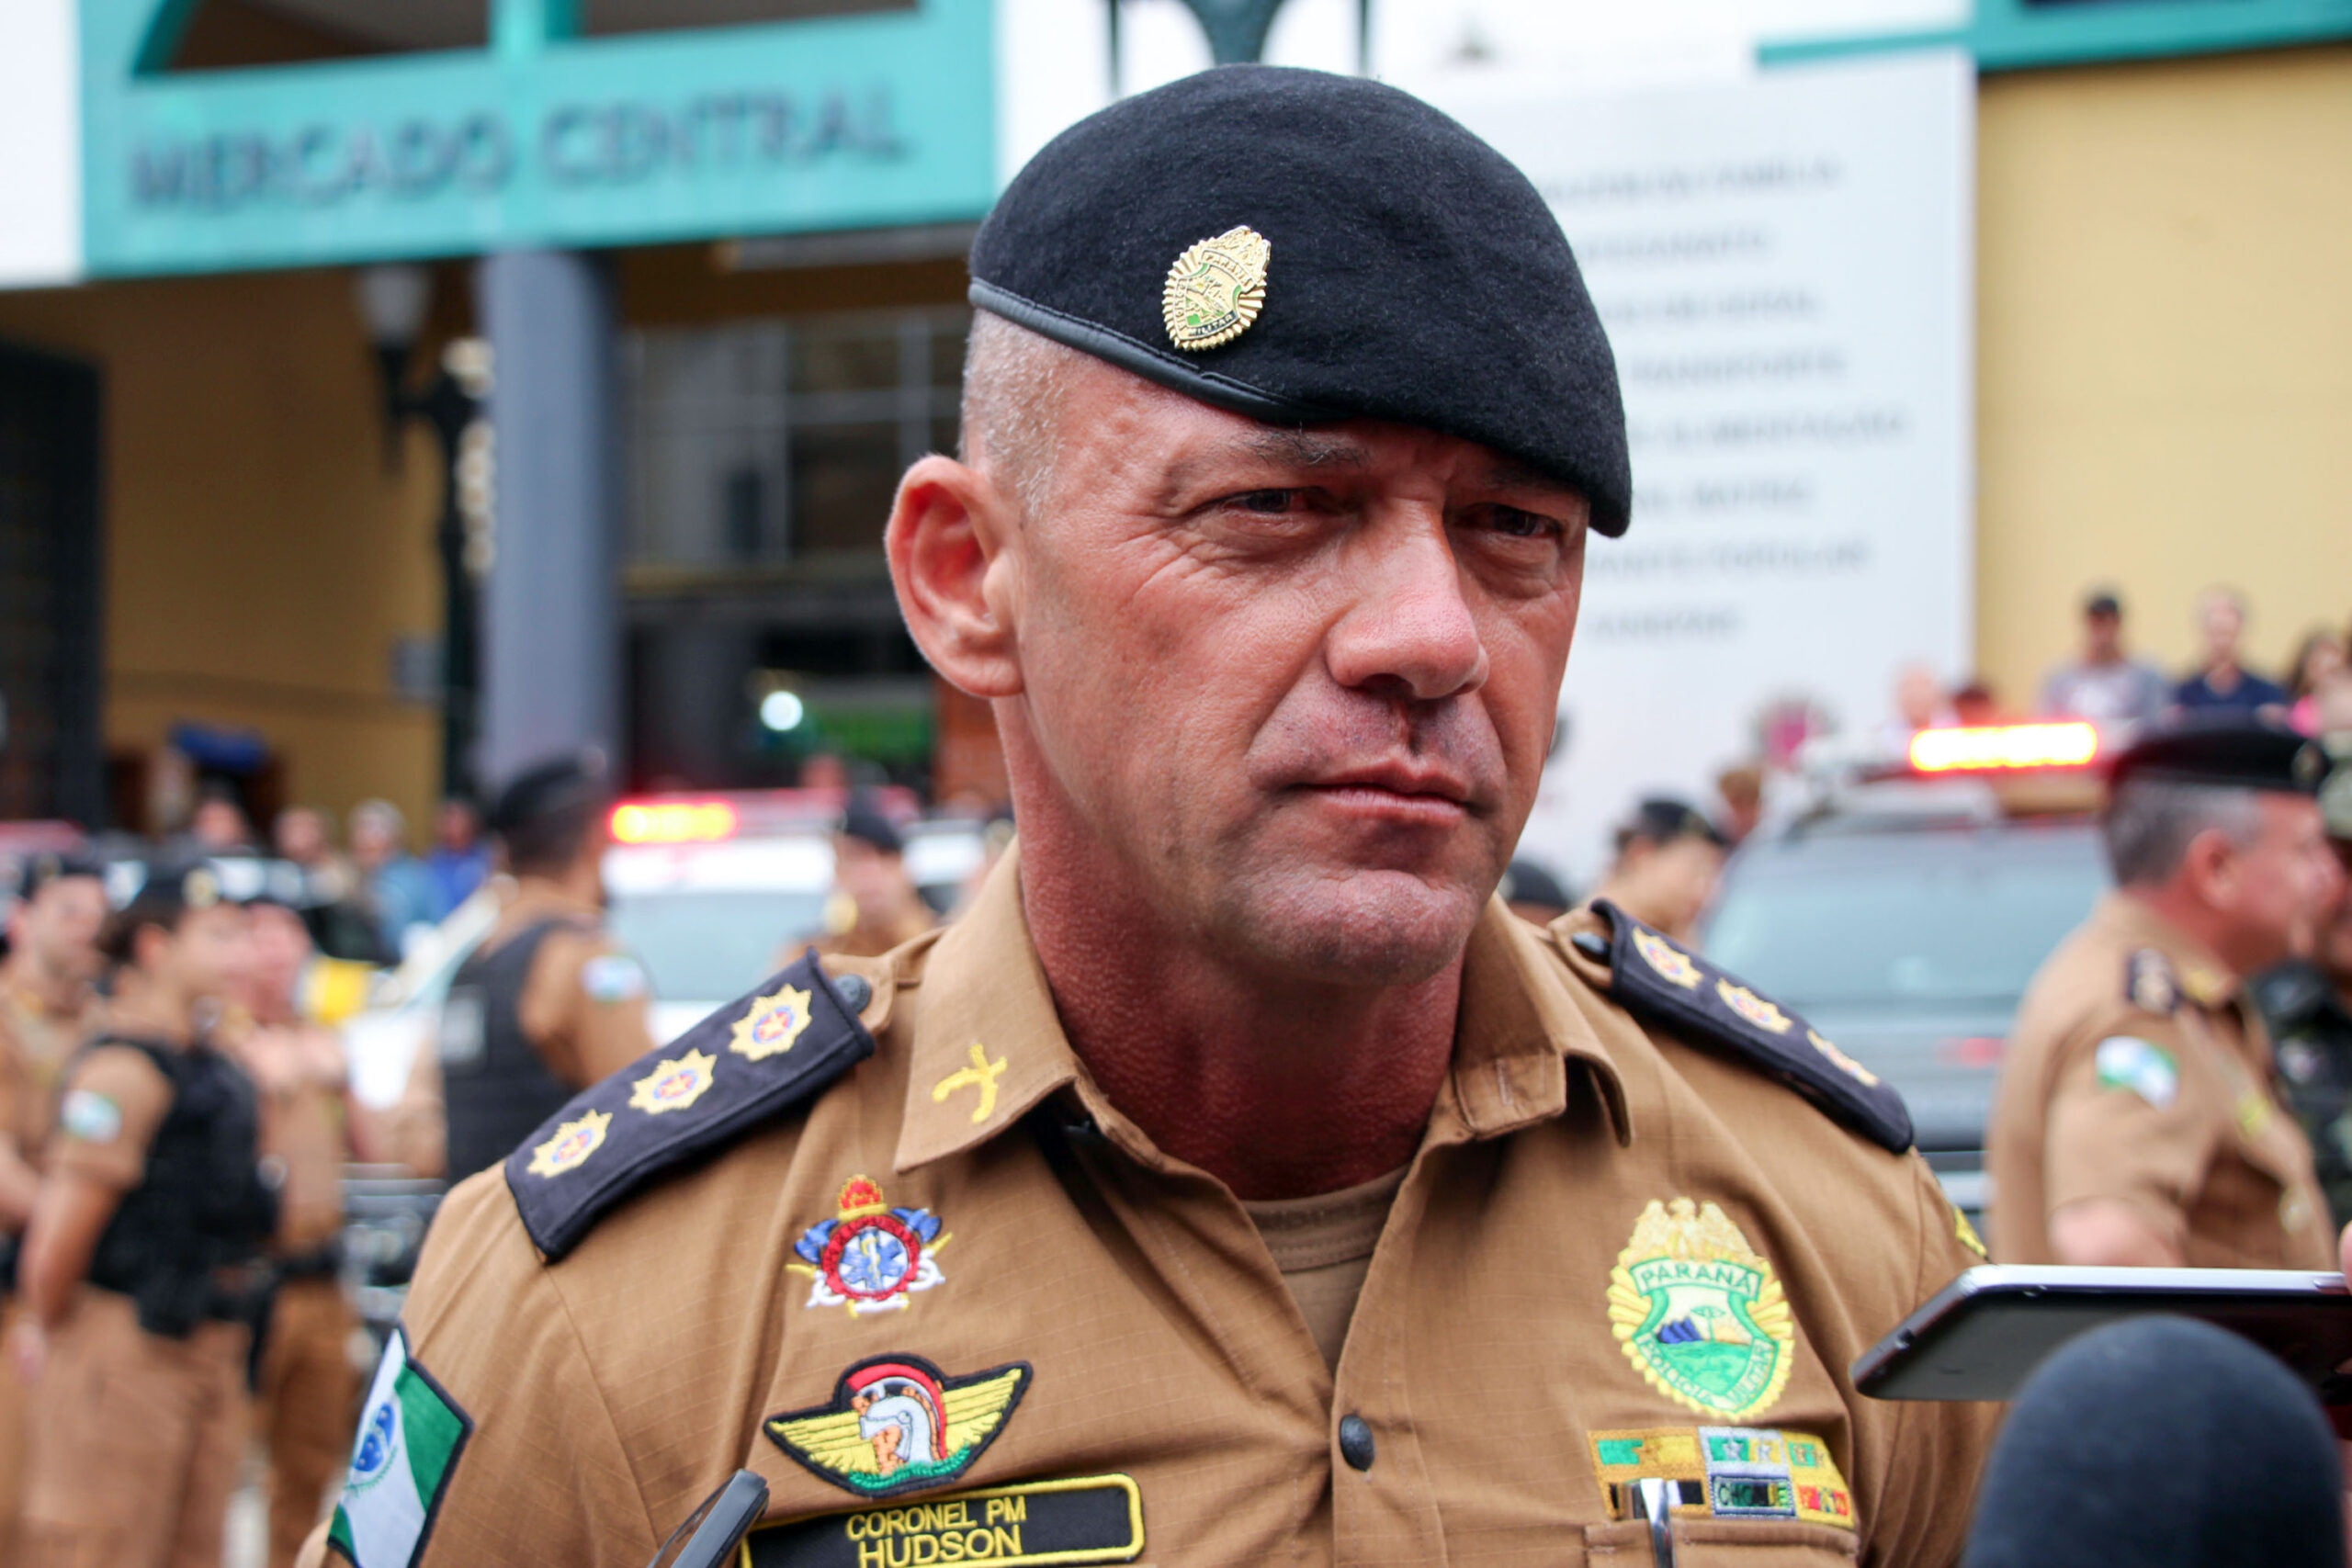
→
(85, 1035, 278, 1338)
(441, 919, 586, 1185)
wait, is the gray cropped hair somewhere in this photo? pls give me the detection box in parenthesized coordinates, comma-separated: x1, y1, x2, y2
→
(957, 310, 1082, 520)
(2102, 778, 2265, 886)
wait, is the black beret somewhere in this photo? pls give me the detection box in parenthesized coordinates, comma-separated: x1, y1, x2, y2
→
(17, 847, 103, 898)
(135, 854, 232, 915)
(2107, 714, 2330, 797)
(1622, 795, 1728, 850)
(968, 65, 1632, 534)
(491, 753, 609, 839)
(837, 795, 905, 857)
(1498, 858, 1570, 911)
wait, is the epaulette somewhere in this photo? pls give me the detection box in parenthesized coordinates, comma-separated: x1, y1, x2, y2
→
(505, 952, 877, 1260)
(1577, 901, 1914, 1154)
(2124, 948, 2180, 1016)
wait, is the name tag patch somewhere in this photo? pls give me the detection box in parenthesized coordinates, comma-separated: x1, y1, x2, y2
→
(747, 1474, 1144, 1568)
(1589, 1427, 1854, 1531)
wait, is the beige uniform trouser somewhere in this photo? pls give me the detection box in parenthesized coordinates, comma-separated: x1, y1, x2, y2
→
(0, 1296, 30, 1557)
(255, 1277, 361, 1568)
(19, 1288, 250, 1568)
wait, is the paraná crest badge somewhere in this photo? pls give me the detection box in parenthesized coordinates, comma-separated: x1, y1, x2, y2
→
(1609, 1198, 1793, 1419)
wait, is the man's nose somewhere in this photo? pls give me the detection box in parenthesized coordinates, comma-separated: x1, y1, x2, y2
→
(1324, 513, 1488, 703)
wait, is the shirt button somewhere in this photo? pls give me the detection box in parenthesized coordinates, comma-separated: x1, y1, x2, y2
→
(1338, 1414, 1376, 1472)
(831, 973, 874, 1014)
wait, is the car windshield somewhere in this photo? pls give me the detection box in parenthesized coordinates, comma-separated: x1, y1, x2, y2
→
(1703, 825, 2109, 1009)
(607, 889, 829, 1002)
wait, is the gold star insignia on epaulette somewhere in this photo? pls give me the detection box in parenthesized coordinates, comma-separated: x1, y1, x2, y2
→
(527, 1109, 611, 1178)
(1634, 928, 1702, 990)
(732, 984, 813, 1062)
(1717, 980, 1793, 1036)
(628, 1047, 718, 1115)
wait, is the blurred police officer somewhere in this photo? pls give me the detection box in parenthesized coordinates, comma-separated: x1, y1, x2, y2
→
(799, 795, 936, 962)
(1990, 717, 2344, 1267)
(304, 69, 1991, 1568)
(1589, 795, 1729, 945)
(227, 898, 375, 1568)
(10, 862, 278, 1568)
(428, 756, 655, 1184)
(0, 850, 107, 1552)
(2251, 735, 2352, 1227)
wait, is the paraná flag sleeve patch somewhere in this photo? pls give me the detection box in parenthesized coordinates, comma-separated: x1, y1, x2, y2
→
(329, 1328, 472, 1568)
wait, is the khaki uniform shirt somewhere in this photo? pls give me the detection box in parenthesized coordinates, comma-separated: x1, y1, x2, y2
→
(0, 980, 101, 1170)
(314, 857, 1992, 1568)
(1988, 893, 2334, 1269)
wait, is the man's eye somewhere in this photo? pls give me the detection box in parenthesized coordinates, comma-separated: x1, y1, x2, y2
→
(1482, 505, 1559, 539)
(1228, 489, 1300, 514)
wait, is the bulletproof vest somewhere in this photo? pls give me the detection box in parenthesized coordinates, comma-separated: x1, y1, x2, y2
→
(441, 918, 586, 1185)
(85, 1035, 278, 1338)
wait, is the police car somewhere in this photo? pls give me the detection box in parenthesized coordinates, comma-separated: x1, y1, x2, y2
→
(1699, 723, 2118, 1219)
(600, 790, 989, 1043)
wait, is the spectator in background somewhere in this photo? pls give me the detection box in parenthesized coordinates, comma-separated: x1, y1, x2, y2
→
(2285, 628, 2346, 736)
(1880, 663, 1957, 747)
(187, 785, 254, 852)
(1498, 860, 1572, 926)
(349, 799, 442, 958)
(1590, 796, 1729, 946)
(2174, 587, 2288, 716)
(2039, 589, 2168, 727)
(271, 807, 382, 965)
(1951, 679, 2004, 728)
(1714, 763, 1765, 846)
(426, 795, 492, 913)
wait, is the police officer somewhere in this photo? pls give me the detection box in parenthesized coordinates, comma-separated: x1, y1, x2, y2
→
(1990, 717, 2344, 1268)
(227, 897, 375, 1568)
(797, 796, 937, 963)
(423, 755, 655, 1184)
(0, 849, 107, 1551)
(306, 69, 1992, 1568)
(1589, 797, 1730, 946)
(11, 861, 278, 1568)
(2251, 735, 2352, 1227)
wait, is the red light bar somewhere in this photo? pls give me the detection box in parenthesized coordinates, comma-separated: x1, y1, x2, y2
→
(1908, 723, 2099, 774)
(610, 799, 740, 845)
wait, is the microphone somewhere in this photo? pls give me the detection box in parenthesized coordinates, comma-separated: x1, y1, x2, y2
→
(1964, 1314, 2344, 1568)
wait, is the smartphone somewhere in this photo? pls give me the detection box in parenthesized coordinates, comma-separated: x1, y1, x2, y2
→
(647, 1470, 770, 1568)
(1852, 1264, 2352, 1403)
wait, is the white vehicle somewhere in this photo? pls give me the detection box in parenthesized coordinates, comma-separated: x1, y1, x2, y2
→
(601, 791, 989, 1043)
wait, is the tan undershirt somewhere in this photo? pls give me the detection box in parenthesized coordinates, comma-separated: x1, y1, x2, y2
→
(1240, 1166, 1408, 1371)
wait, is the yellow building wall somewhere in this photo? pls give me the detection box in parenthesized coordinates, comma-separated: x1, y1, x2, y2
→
(1976, 45, 2352, 708)
(0, 268, 447, 840)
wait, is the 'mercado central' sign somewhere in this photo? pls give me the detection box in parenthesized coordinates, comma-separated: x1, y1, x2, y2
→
(82, 0, 992, 276)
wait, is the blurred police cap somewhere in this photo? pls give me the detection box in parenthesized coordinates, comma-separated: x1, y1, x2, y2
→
(2107, 713, 2329, 798)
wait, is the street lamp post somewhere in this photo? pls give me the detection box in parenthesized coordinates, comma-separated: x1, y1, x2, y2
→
(356, 265, 492, 802)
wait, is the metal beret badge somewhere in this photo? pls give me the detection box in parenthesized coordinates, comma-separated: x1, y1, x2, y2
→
(1163, 225, 1271, 351)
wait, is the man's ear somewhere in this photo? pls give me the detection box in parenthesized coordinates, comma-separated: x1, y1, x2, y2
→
(886, 455, 1023, 700)
(2180, 827, 2240, 911)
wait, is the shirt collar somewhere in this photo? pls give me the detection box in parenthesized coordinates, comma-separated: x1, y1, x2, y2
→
(2094, 891, 2241, 1008)
(894, 848, 1631, 1173)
